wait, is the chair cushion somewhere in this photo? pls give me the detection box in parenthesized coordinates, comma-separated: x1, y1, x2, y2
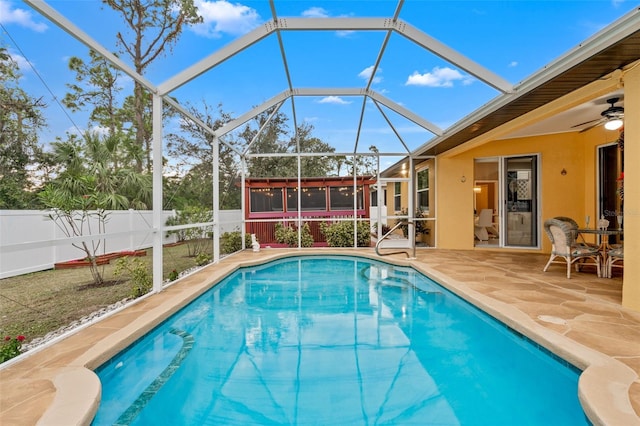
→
(608, 248, 624, 258)
(571, 245, 599, 256)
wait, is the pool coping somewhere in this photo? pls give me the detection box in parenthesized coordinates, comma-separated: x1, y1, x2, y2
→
(0, 248, 638, 426)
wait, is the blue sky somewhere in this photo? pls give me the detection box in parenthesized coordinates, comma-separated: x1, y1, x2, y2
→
(1, 0, 636, 169)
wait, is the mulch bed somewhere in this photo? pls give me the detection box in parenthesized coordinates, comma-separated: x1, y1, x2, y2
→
(54, 250, 147, 269)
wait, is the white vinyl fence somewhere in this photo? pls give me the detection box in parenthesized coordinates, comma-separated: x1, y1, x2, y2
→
(0, 210, 243, 279)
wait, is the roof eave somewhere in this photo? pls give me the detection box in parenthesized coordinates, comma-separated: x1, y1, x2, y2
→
(410, 6, 640, 159)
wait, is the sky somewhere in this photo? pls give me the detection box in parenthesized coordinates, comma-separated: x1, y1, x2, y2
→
(0, 0, 637, 170)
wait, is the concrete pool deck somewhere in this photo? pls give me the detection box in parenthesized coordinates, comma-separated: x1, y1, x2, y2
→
(0, 248, 638, 425)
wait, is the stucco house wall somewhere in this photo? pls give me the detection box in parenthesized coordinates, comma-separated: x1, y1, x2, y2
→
(385, 62, 640, 310)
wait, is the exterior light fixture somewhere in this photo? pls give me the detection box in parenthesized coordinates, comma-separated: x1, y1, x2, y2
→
(604, 118, 623, 131)
(473, 186, 482, 193)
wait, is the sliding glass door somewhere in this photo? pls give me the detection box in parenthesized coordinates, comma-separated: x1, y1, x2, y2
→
(504, 155, 538, 247)
(598, 142, 623, 244)
(474, 155, 539, 248)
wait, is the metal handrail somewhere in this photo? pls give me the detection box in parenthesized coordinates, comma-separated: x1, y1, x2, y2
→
(375, 221, 416, 258)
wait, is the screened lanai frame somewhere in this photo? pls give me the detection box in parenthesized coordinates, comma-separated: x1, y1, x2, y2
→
(25, 0, 516, 292)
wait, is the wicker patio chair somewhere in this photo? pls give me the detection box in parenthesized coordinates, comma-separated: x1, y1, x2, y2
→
(553, 216, 579, 241)
(543, 218, 601, 278)
(553, 216, 593, 246)
(606, 246, 624, 278)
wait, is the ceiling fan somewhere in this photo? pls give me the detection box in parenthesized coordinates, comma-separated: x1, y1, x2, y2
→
(572, 97, 624, 132)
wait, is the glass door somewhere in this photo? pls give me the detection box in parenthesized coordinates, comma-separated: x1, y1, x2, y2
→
(598, 142, 623, 244)
(504, 155, 538, 247)
(474, 158, 500, 247)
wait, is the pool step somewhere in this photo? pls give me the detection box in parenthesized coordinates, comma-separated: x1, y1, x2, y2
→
(360, 265, 442, 296)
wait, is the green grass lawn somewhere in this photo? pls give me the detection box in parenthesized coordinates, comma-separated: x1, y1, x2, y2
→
(0, 242, 212, 345)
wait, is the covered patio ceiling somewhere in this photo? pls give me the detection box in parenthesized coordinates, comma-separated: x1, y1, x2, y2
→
(20, 1, 640, 170)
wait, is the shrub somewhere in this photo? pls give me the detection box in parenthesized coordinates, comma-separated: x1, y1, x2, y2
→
(168, 269, 179, 281)
(0, 335, 25, 363)
(398, 207, 429, 238)
(275, 222, 314, 247)
(371, 221, 391, 236)
(220, 231, 253, 254)
(114, 257, 152, 298)
(195, 252, 211, 266)
(165, 207, 213, 257)
(320, 220, 371, 247)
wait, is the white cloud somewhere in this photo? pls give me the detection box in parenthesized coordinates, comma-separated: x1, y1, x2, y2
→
(301, 7, 358, 20)
(191, 0, 261, 38)
(302, 7, 329, 18)
(0, 0, 47, 32)
(65, 125, 83, 136)
(8, 50, 31, 72)
(358, 65, 382, 84)
(336, 30, 355, 37)
(509, 61, 518, 67)
(90, 125, 111, 136)
(301, 7, 354, 37)
(318, 96, 351, 105)
(405, 66, 474, 87)
(115, 74, 133, 90)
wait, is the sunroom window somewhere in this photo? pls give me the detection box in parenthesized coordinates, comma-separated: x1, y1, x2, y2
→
(329, 186, 364, 210)
(250, 188, 283, 212)
(300, 187, 326, 210)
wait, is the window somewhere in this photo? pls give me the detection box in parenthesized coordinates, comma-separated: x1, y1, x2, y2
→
(300, 187, 326, 210)
(394, 182, 401, 211)
(286, 187, 298, 211)
(329, 186, 363, 210)
(286, 187, 327, 211)
(250, 188, 283, 212)
(370, 188, 387, 207)
(417, 168, 429, 211)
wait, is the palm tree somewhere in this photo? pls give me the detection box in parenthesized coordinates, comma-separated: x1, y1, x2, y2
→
(39, 131, 151, 285)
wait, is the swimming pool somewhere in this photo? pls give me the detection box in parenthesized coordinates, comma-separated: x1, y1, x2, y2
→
(92, 255, 588, 425)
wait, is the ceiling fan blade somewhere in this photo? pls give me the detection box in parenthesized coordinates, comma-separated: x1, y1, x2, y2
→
(579, 118, 606, 133)
(571, 118, 600, 128)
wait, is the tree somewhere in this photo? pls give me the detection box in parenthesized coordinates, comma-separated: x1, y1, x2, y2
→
(0, 47, 47, 209)
(62, 49, 180, 209)
(343, 145, 378, 177)
(164, 206, 212, 257)
(47, 132, 152, 209)
(103, 0, 202, 173)
(165, 101, 242, 210)
(291, 123, 336, 177)
(39, 131, 151, 286)
(244, 112, 336, 178)
(40, 186, 112, 286)
(63, 50, 127, 137)
(243, 109, 292, 177)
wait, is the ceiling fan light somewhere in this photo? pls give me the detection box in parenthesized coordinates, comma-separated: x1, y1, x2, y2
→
(604, 118, 623, 131)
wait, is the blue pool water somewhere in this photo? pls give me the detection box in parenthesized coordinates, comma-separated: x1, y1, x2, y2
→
(92, 256, 589, 425)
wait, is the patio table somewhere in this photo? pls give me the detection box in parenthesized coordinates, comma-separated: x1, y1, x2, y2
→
(577, 228, 623, 277)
